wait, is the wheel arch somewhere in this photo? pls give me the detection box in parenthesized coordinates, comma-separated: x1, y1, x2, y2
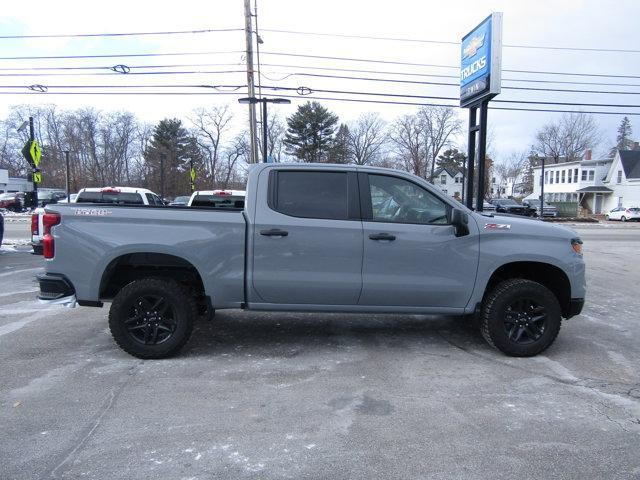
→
(99, 251, 206, 301)
(482, 261, 572, 318)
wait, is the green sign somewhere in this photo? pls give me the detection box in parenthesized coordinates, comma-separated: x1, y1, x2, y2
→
(21, 140, 42, 166)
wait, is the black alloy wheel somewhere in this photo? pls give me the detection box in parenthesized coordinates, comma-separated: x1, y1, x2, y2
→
(503, 298, 547, 344)
(109, 278, 196, 359)
(125, 294, 177, 345)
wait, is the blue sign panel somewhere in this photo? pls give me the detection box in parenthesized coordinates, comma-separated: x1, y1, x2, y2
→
(460, 13, 502, 107)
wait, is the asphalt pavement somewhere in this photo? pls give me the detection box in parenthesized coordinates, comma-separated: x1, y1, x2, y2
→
(1, 223, 639, 479)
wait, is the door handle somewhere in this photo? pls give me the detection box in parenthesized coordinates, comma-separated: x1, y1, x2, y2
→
(368, 233, 396, 241)
(260, 228, 289, 237)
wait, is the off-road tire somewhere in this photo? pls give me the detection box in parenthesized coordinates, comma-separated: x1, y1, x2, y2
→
(109, 278, 197, 359)
(480, 279, 562, 357)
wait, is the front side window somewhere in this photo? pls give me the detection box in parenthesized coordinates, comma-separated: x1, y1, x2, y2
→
(273, 171, 348, 220)
(145, 193, 157, 205)
(369, 174, 448, 225)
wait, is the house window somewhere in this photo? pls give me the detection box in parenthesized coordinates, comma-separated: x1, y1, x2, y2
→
(574, 168, 579, 183)
(454, 176, 461, 183)
(588, 170, 595, 181)
(550, 172, 554, 184)
(544, 171, 549, 184)
(617, 170, 623, 183)
(581, 170, 587, 181)
(555, 171, 560, 183)
(618, 196, 623, 207)
(492, 177, 496, 184)
(561, 170, 566, 183)
(440, 174, 447, 185)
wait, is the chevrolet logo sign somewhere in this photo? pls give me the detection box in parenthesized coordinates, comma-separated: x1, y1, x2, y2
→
(463, 33, 485, 59)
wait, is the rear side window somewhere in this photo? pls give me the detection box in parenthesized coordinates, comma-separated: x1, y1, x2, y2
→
(272, 171, 348, 220)
(191, 195, 244, 208)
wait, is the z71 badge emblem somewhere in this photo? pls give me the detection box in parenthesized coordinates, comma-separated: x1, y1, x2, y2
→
(484, 223, 511, 230)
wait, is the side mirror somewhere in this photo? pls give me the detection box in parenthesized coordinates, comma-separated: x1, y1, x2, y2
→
(451, 208, 469, 237)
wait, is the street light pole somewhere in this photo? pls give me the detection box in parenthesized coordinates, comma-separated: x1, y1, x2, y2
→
(238, 97, 291, 163)
(262, 101, 268, 164)
(64, 150, 70, 202)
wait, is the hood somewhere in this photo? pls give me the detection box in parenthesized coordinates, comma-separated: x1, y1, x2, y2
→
(473, 212, 578, 239)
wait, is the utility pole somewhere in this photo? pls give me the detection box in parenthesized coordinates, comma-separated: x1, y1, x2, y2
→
(244, 0, 259, 164)
(64, 150, 70, 202)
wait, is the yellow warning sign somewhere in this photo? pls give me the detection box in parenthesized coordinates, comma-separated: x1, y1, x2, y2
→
(30, 140, 42, 166)
(33, 171, 42, 183)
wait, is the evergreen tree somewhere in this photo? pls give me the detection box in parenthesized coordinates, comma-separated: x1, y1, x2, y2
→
(436, 148, 466, 172)
(328, 124, 351, 163)
(283, 101, 339, 162)
(616, 116, 633, 150)
(144, 118, 201, 197)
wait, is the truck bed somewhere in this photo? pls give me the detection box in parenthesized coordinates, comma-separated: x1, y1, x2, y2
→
(44, 203, 247, 308)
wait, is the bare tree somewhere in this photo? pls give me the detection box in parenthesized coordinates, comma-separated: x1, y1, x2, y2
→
(347, 112, 387, 165)
(535, 113, 601, 163)
(390, 114, 426, 177)
(494, 151, 528, 197)
(419, 106, 463, 181)
(258, 112, 287, 163)
(190, 105, 233, 186)
(219, 133, 249, 188)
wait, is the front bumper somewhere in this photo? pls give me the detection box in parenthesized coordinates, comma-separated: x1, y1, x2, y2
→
(567, 298, 584, 318)
(37, 273, 75, 300)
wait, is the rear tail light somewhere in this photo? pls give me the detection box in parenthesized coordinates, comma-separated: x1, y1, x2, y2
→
(42, 213, 61, 259)
(31, 214, 39, 235)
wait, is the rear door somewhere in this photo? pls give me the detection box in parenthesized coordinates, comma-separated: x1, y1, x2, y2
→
(358, 172, 479, 309)
(251, 168, 363, 305)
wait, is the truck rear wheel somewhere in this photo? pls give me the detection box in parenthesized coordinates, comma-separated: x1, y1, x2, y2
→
(108, 278, 196, 359)
(480, 279, 561, 357)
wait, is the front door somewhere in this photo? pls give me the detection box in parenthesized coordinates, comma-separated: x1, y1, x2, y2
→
(251, 169, 363, 305)
(595, 194, 603, 214)
(359, 172, 479, 309)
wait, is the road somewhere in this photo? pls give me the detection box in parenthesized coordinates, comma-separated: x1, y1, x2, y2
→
(1, 224, 639, 479)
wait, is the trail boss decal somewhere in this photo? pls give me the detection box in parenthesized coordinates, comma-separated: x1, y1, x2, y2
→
(74, 208, 113, 216)
(484, 223, 511, 230)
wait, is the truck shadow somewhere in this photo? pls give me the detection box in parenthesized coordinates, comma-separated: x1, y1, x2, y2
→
(185, 310, 488, 358)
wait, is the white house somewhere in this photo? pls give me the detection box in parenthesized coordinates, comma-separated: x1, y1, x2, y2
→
(600, 150, 640, 211)
(0, 169, 33, 194)
(530, 149, 640, 214)
(433, 167, 464, 200)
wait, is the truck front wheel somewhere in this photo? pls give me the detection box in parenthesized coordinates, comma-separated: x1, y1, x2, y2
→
(108, 278, 197, 359)
(480, 279, 562, 357)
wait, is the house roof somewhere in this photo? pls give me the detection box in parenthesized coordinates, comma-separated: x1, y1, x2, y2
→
(619, 150, 640, 179)
(433, 166, 462, 178)
(576, 186, 613, 193)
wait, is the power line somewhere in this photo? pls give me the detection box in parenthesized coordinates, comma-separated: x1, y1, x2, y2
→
(0, 70, 247, 77)
(0, 28, 243, 40)
(0, 62, 243, 71)
(259, 85, 640, 108)
(0, 50, 243, 60)
(259, 71, 640, 95)
(1, 88, 639, 115)
(261, 28, 640, 54)
(260, 51, 640, 79)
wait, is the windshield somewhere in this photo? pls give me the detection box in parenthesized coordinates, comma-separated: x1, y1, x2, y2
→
(493, 199, 518, 206)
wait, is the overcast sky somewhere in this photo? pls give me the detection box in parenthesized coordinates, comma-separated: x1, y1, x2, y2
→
(1, 0, 639, 162)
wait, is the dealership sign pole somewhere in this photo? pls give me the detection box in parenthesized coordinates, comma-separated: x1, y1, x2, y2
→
(460, 12, 502, 212)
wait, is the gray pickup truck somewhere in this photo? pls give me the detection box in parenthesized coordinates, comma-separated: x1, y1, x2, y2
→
(37, 164, 585, 359)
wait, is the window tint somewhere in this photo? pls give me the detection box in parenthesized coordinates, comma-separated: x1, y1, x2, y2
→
(145, 193, 156, 205)
(191, 195, 244, 208)
(273, 171, 348, 220)
(369, 174, 448, 225)
(76, 191, 144, 205)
